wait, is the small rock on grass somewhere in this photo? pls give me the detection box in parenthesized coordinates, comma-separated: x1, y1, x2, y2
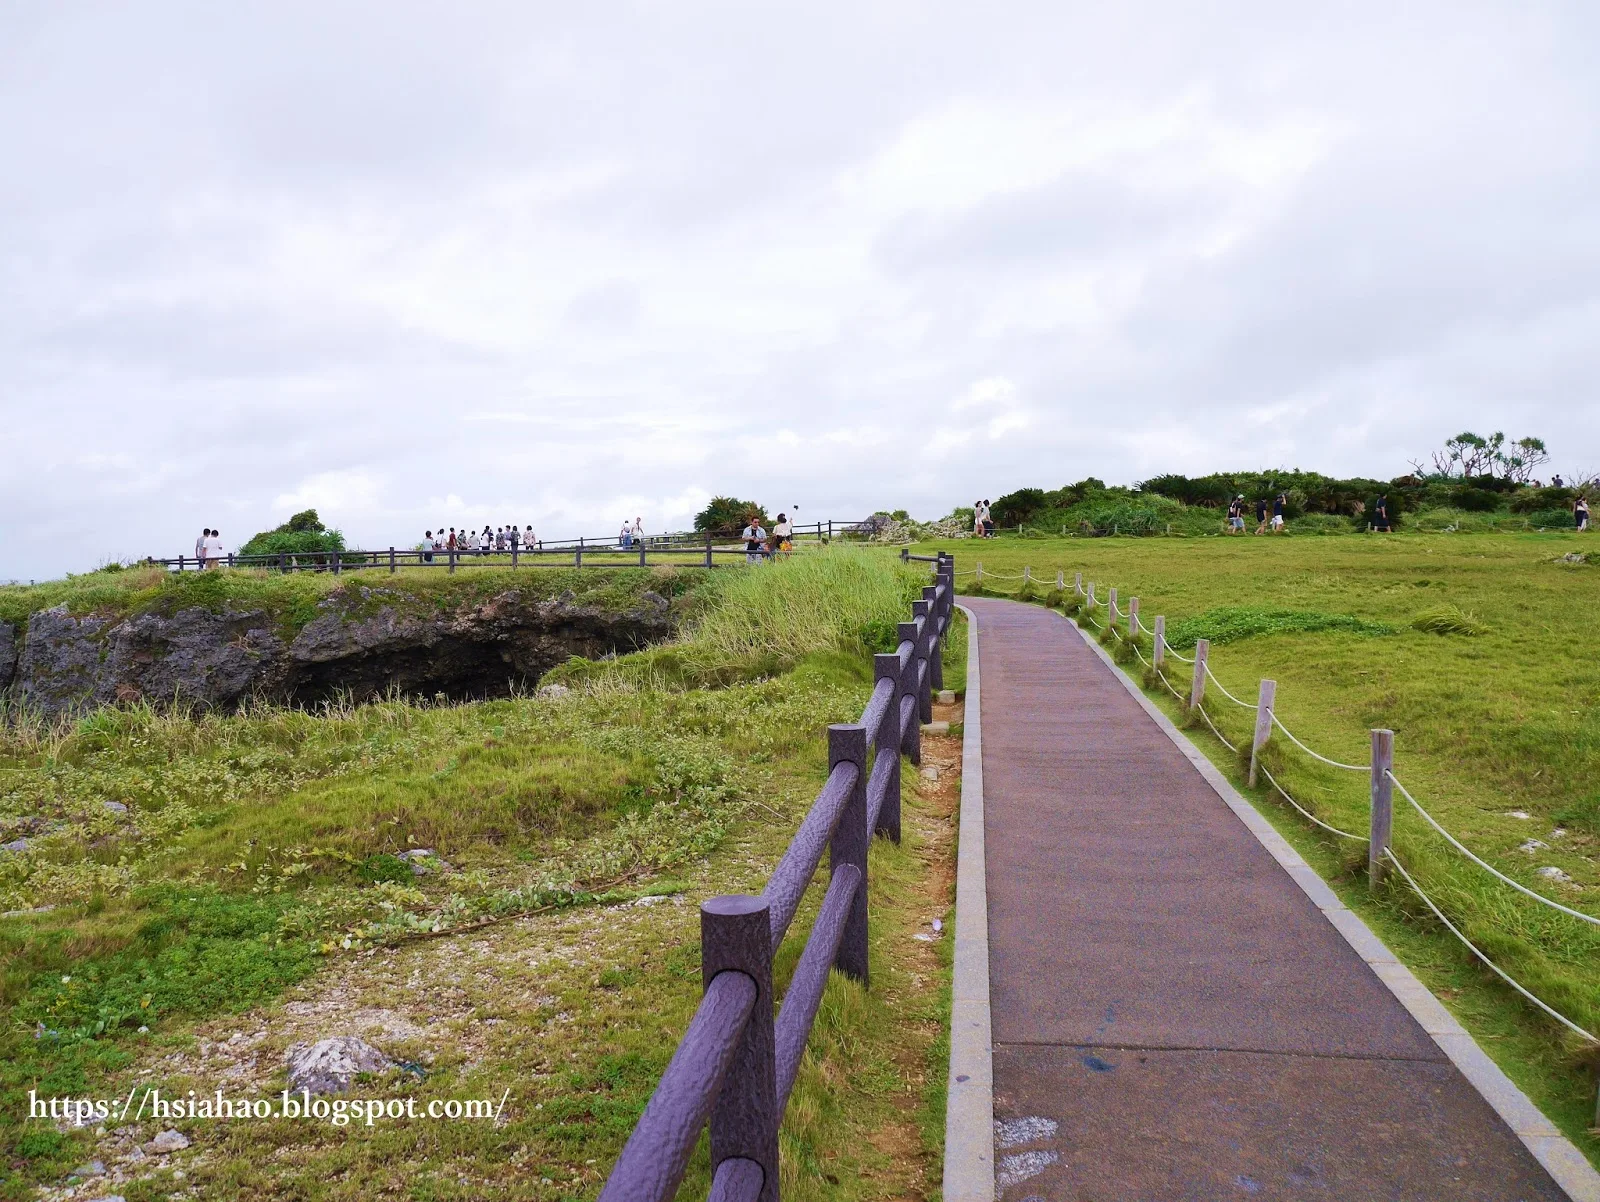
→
(921, 720, 951, 736)
(103, 801, 128, 814)
(145, 1129, 190, 1154)
(1536, 866, 1575, 885)
(536, 683, 570, 699)
(71, 1159, 107, 1177)
(398, 848, 453, 875)
(287, 1036, 394, 1095)
(937, 689, 956, 704)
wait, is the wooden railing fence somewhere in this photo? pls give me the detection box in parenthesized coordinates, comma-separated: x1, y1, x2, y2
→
(597, 552, 956, 1202)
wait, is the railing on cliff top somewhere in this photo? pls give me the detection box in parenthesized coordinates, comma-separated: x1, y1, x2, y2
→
(140, 520, 888, 574)
(597, 552, 956, 1202)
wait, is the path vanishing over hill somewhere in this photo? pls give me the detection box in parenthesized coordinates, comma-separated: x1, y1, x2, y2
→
(963, 596, 1570, 1201)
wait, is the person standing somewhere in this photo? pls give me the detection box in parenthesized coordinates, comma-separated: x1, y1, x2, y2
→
(1271, 491, 1288, 534)
(631, 516, 643, 548)
(195, 528, 209, 568)
(524, 524, 536, 551)
(204, 528, 225, 568)
(1576, 493, 1591, 531)
(772, 512, 793, 557)
(620, 520, 633, 550)
(1254, 497, 1268, 535)
(509, 525, 519, 552)
(1373, 494, 1393, 532)
(741, 514, 768, 563)
(422, 531, 434, 563)
(1226, 495, 1245, 534)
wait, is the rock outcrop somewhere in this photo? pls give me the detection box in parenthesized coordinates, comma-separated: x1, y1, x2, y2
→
(7, 588, 673, 717)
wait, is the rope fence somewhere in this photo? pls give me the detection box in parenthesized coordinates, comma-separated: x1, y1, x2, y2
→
(969, 559, 1600, 1070)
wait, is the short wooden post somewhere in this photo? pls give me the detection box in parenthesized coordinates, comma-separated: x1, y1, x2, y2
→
(922, 586, 943, 693)
(1108, 586, 1117, 619)
(897, 621, 922, 767)
(446, 549, 454, 574)
(389, 547, 396, 574)
(1074, 570, 1083, 596)
(975, 561, 983, 583)
(1153, 616, 1165, 667)
(1369, 729, 1394, 889)
(1128, 596, 1139, 638)
(873, 654, 903, 843)
(575, 544, 583, 568)
(178, 555, 185, 572)
(227, 552, 234, 568)
(281, 552, 288, 574)
(828, 724, 869, 982)
(512, 543, 519, 568)
(1087, 581, 1095, 606)
(638, 542, 646, 567)
(705, 537, 713, 568)
(912, 600, 934, 722)
(1023, 565, 1031, 584)
(701, 894, 778, 1202)
(1056, 569, 1065, 589)
(1248, 679, 1276, 786)
(1190, 639, 1209, 708)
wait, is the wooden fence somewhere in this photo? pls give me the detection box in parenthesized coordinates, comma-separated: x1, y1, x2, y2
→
(597, 552, 956, 1202)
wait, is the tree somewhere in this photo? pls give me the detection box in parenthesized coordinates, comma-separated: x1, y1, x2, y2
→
(239, 509, 347, 558)
(1498, 436, 1549, 484)
(693, 496, 766, 538)
(1413, 431, 1548, 482)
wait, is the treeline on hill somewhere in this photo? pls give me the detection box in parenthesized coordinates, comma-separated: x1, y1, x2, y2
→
(976, 470, 1586, 538)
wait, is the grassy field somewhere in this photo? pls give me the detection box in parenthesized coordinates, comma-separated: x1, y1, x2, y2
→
(0, 549, 956, 1199)
(921, 529, 1600, 1158)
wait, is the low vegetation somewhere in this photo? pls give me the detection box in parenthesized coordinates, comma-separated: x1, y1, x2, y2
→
(929, 529, 1600, 1161)
(0, 549, 949, 1197)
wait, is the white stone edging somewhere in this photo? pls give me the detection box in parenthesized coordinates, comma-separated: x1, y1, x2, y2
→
(944, 604, 994, 1202)
(1066, 614, 1600, 1202)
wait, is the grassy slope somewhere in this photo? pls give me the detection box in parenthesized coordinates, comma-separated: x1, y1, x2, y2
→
(921, 530, 1600, 1158)
(1, 549, 952, 1198)
(0, 562, 699, 642)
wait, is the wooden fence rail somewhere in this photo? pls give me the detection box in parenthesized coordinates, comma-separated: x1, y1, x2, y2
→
(598, 553, 956, 1202)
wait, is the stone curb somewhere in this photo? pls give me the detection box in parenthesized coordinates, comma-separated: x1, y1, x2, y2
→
(943, 605, 994, 1202)
(1067, 613, 1600, 1202)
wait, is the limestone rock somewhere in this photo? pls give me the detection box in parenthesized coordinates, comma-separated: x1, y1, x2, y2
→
(287, 1036, 394, 1095)
(0, 621, 15, 689)
(145, 1129, 190, 1154)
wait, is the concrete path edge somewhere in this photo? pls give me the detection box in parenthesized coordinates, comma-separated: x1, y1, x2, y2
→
(944, 604, 995, 1202)
(1065, 612, 1600, 1202)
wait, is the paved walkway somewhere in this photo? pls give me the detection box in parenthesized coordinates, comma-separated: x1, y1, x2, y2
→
(966, 597, 1567, 1202)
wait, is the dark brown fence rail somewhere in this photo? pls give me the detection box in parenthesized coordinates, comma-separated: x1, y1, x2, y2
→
(598, 553, 956, 1202)
(141, 520, 891, 575)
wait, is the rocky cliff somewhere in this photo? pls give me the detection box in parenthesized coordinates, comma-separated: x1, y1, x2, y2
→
(0, 585, 673, 717)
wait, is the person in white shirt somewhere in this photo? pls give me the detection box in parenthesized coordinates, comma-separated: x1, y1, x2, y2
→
(524, 525, 536, 551)
(620, 521, 633, 550)
(741, 517, 768, 563)
(204, 529, 225, 568)
(631, 517, 643, 544)
(772, 513, 793, 558)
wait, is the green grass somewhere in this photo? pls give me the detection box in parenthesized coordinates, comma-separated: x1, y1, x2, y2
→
(918, 529, 1600, 1160)
(0, 548, 951, 1197)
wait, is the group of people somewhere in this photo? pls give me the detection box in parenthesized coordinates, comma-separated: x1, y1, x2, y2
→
(1225, 492, 1292, 534)
(972, 500, 997, 537)
(739, 513, 794, 562)
(192, 528, 226, 566)
(420, 525, 536, 561)
(618, 517, 644, 548)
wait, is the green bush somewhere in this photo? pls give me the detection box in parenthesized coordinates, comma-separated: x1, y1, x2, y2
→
(1165, 607, 1393, 648)
(1451, 487, 1503, 512)
(1509, 486, 1576, 514)
(1526, 508, 1575, 529)
(240, 509, 347, 559)
(356, 853, 414, 885)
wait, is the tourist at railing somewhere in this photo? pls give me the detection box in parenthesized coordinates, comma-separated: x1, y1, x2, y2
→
(203, 529, 225, 568)
(741, 515, 768, 563)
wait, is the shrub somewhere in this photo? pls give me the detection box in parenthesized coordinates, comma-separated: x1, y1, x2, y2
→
(240, 509, 347, 559)
(1509, 486, 1576, 514)
(1451, 487, 1502, 512)
(693, 497, 767, 538)
(1526, 508, 1576, 529)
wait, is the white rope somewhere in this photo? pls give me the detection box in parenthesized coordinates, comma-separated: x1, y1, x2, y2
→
(1387, 772, 1600, 928)
(1135, 613, 1157, 637)
(1083, 612, 1105, 630)
(1257, 762, 1366, 842)
(1162, 639, 1195, 665)
(1193, 699, 1239, 753)
(1384, 849, 1599, 1043)
(1270, 713, 1369, 773)
(1203, 661, 1258, 710)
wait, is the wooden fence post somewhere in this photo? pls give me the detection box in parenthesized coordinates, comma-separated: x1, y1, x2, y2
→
(1153, 616, 1165, 667)
(639, 542, 647, 567)
(1369, 729, 1394, 889)
(389, 547, 396, 574)
(575, 543, 583, 568)
(897, 621, 922, 767)
(446, 549, 454, 574)
(701, 895, 778, 1202)
(1248, 679, 1276, 786)
(178, 555, 186, 572)
(1023, 565, 1031, 585)
(912, 600, 933, 722)
(512, 543, 519, 568)
(828, 724, 869, 982)
(975, 561, 982, 584)
(874, 655, 903, 843)
(922, 585, 943, 693)
(1074, 570, 1082, 596)
(228, 553, 235, 569)
(1107, 586, 1116, 619)
(1056, 569, 1065, 589)
(1190, 639, 1209, 709)
(705, 537, 713, 568)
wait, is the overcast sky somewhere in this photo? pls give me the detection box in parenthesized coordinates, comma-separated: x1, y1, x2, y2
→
(3, 2, 1598, 579)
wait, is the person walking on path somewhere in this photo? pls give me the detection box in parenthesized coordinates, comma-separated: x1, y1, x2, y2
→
(1226, 495, 1245, 534)
(1577, 493, 1591, 531)
(1253, 496, 1268, 535)
(741, 515, 768, 563)
(204, 529, 225, 568)
(1272, 490, 1288, 533)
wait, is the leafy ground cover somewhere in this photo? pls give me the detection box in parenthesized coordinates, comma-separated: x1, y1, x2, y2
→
(927, 529, 1600, 1161)
(1, 549, 953, 1198)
